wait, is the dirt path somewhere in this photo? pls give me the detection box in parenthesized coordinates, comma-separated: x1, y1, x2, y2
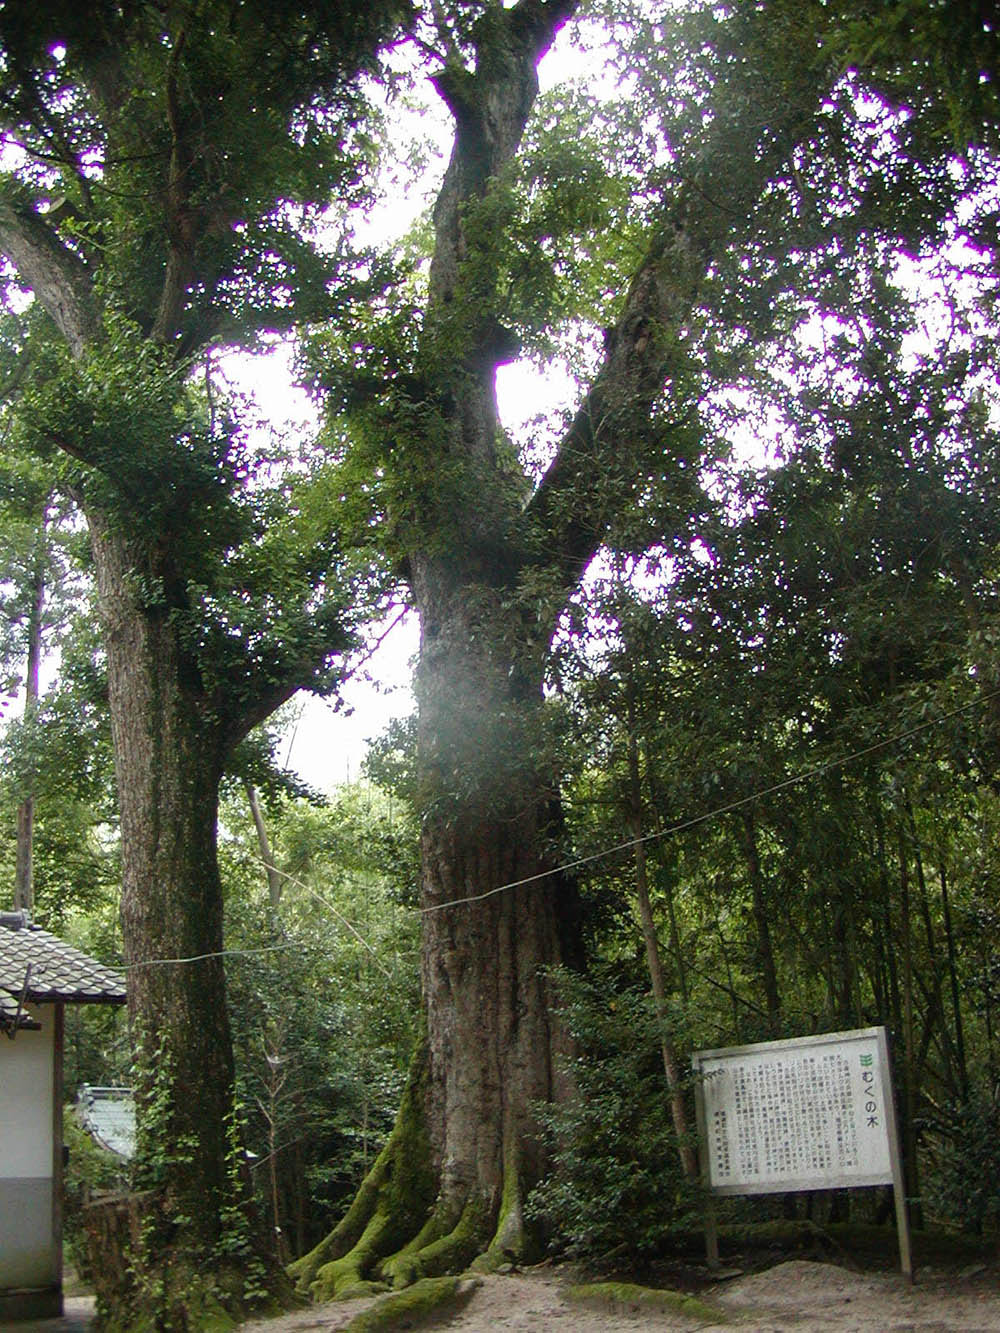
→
(16, 1259, 997, 1331)
(238, 1259, 1000, 1332)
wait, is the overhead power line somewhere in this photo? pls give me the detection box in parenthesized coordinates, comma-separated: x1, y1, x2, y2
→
(120, 685, 1000, 966)
(126, 944, 294, 970)
(124, 862, 395, 975)
(418, 686, 1000, 915)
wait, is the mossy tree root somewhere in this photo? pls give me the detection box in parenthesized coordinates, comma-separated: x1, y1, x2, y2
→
(290, 1060, 543, 1303)
(380, 1194, 488, 1289)
(342, 1276, 482, 1333)
(380, 1142, 535, 1288)
(471, 1143, 533, 1274)
(302, 1172, 524, 1301)
(566, 1282, 729, 1325)
(288, 1046, 436, 1301)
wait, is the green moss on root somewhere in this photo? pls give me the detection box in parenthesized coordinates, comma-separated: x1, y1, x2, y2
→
(288, 1044, 436, 1301)
(410, 1195, 491, 1277)
(287, 1134, 392, 1294)
(378, 1208, 456, 1289)
(310, 1208, 399, 1300)
(381, 1193, 491, 1288)
(566, 1281, 728, 1324)
(342, 1276, 481, 1332)
(472, 1147, 531, 1273)
(336, 1280, 391, 1300)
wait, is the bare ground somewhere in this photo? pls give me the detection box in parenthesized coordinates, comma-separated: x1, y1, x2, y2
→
(17, 1258, 999, 1331)
(237, 1258, 1000, 1333)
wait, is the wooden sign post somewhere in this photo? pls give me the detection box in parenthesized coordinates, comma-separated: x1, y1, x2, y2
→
(692, 1026, 912, 1281)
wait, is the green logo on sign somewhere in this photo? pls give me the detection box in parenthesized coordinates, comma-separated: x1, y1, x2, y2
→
(860, 1054, 873, 1067)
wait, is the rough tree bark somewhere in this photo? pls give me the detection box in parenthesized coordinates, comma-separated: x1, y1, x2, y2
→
(409, 574, 581, 1266)
(291, 573, 582, 1297)
(292, 0, 831, 1301)
(83, 510, 292, 1325)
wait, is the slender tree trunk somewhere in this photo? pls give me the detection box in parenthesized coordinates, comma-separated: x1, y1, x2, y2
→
(869, 893, 888, 1021)
(984, 949, 998, 1088)
(712, 912, 743, 1041)
(295, 1138, 307, 1258)
(826, 776, 860, 1026)
(738, 808, 781, 1029)
(625, 706, 698, 1183)
(873, 796, 902, 1031)
(897, 820, 923, 1229)
(908, 812, 964, 1095)
(829, 886, 860, 1028)
(643, 747, 689, 1003)
(937, 848, 968, 1101)
(866, 815, 889, 1026)
(259, 1027, 291, 1266)
(14, 534, 45, 914)
(246, 780, 283, 914)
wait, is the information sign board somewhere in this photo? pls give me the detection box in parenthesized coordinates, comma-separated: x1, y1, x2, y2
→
(692, 1027, 892, 1194)
(691, 1026, 911, 1278)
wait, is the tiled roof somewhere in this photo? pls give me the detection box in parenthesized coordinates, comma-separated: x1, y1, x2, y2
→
(76, 1086, 136, 1159)
(0, 987, 40, 1030)
(0, 911, 127, 1009)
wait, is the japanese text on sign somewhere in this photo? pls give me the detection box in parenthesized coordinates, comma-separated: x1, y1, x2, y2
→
(693, 1029, 894, 1195)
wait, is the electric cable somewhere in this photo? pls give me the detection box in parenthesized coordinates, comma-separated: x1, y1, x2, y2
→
(117, 684, 1000, 964)
(417, 685, 1000, 914)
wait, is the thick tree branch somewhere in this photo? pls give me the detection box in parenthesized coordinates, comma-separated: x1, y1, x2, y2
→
(408, 0, 579, 570)
(428, 0, 577, 310)
(522, 213, 704, 591)
(521, 32, 833, 602)
(152, 25, 196, 344)
(0, 195, 99, 357)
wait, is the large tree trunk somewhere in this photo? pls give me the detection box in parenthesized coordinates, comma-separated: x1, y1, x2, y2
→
(291, 0, 832, 1302)
(291, 579, 579, 1299)
(414, 572, 578, 1252)
(418, 793, 575, 1252)
(298, 4, 587, 1279)
(89, 515, 285, 1328)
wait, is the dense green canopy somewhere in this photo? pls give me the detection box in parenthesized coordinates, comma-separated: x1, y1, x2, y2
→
(1, 0, 999, 1321)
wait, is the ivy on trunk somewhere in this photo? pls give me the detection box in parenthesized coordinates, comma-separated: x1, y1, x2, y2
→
(293, 0, 836, 1292)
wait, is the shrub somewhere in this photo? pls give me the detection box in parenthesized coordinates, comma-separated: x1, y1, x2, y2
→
(925, 1081, 1000, 1235)
(62, 1106, 127, 1272)
(526, 970, 701, 1263)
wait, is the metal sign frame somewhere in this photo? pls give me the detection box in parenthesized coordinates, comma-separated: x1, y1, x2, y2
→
(691, 1026, 911, 1279)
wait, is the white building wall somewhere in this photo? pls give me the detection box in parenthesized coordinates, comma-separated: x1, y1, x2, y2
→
(0, 1004, 58, 1289)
